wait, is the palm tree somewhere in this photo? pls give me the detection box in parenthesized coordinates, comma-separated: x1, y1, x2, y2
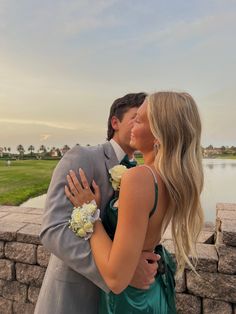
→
(39, 145, 47, 152)
(17, 145, 25, 158)
(62, 144, 70, 151)
(7, 147, 11, 157)
(38, 145, 47, 158)
(62, 144, 70, 156)
(28, 145, 35, 156)
(56, 148, 62, 157)
(207, 145, 213, 150)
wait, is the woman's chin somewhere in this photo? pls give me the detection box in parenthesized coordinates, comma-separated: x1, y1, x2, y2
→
(129, 140, 136, 150)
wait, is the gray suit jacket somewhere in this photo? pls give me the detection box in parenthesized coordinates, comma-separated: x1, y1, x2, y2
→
(35, 142, 119, 314)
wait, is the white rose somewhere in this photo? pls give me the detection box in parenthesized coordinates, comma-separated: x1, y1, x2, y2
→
(83, 202, 97, 215)
(109, 165, 127, 191)
(71, 208, 83, 226)
(109, 165, 127, 181)
(77, 228, 86, 237)
(111, 180, 120, 191)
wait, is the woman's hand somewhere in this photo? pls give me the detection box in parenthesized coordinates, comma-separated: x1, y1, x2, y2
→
(65, 168, 101, 208)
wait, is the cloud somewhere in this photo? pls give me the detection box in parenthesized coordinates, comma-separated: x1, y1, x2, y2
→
(0, 119, 77, 130)
(0, 0, 121, 39)
(40, 134, 52, 141)
(0, 118, 77, 130)
(58, 0, 121, 36)
(108, 10, 236, 51)
(0, 118, 106, 135)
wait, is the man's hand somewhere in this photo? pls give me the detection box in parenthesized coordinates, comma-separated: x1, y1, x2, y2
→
(129, 251, 160, 290)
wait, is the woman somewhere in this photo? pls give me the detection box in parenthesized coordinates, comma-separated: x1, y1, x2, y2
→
(65, 91, 204, 313)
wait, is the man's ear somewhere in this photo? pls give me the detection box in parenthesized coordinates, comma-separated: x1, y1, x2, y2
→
(111, 116, 120, 131)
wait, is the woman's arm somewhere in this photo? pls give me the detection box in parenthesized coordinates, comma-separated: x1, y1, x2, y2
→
(90, 167, 154, 294)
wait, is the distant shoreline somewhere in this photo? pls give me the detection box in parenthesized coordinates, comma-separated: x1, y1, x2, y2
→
(203, 155, 236, 160)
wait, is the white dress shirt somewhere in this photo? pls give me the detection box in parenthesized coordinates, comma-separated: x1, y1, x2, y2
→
(109, 139, 135, 162)
(109, 139, 126, 163)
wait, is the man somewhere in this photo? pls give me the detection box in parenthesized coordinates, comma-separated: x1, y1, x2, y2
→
(35, 93, 159, 314)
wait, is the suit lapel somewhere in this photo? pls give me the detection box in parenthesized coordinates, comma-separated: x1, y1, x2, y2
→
(103, 142, 119, 174)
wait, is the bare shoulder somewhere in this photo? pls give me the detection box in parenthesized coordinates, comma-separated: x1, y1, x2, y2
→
(119, 166, 156, 214)
(121, 165, 155, 188)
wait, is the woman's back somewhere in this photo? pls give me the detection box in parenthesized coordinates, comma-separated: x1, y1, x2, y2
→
(136, 165, 170, 252)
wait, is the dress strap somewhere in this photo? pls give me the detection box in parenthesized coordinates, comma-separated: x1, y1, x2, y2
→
(141, 165, 158, 217)
(141, 165, 158, 183)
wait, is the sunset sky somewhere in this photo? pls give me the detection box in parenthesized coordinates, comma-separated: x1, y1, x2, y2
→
(1, 0, 236, 151)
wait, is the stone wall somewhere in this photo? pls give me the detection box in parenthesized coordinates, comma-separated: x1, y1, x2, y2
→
(0, 203, 235, 314)
(163, 203, 236, 314)
(0, 206, 49, 314)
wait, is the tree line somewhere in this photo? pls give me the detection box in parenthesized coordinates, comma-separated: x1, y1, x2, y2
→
(0, 145, 71, 159)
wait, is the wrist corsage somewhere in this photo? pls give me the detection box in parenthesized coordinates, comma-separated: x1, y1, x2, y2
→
(69, 200, 101, 240)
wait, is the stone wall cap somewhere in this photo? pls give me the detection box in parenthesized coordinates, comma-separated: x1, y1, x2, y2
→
(216, 203, 236, 212)
(0, 222, 27, 241)
(17, 224, 41, 245)
(217, 209, 236, 221)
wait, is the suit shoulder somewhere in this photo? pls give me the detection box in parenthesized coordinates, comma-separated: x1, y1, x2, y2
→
(57, 143, 105, 168)
(64, 143, 102, 157)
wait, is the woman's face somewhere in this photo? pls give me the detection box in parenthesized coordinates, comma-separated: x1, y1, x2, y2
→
(130, 100, 156, 153)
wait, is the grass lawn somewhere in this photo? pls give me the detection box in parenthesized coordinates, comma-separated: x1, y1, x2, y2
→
(214, 155, 236, 159)
(135, 157, 144, 165)
(0, 160, 59, 206)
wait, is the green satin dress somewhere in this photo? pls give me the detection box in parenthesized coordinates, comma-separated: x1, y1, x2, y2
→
(100, 167, 177, 314)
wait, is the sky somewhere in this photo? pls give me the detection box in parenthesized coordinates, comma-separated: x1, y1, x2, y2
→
(1, 0, 236, 152)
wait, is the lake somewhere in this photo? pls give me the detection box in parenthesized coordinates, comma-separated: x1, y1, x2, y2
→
(21, 159, 236, 223)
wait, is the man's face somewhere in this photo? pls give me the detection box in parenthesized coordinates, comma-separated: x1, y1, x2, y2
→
(113, 107, 139, 150)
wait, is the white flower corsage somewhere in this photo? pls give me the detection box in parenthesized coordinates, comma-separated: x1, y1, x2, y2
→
(69, 200, 100, 240)
(109, 165, 128, 191)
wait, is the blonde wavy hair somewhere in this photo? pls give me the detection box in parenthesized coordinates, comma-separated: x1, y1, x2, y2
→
(147, 91, 204, 275)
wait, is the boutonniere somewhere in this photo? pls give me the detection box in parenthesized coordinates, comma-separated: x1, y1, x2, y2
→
(109, 165, 128, 191)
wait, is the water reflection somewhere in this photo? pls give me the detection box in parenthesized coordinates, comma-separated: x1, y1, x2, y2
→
(201, 159, 236, 222)
(204, 159, 236, 169)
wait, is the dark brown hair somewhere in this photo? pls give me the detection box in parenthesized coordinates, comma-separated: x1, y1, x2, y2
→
(107, 92, 146, 140)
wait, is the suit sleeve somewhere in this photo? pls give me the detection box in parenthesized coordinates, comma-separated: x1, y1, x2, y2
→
(39, 145, 109, 292)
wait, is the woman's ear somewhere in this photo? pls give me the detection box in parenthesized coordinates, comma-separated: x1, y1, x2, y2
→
(153, 140, 160, 151)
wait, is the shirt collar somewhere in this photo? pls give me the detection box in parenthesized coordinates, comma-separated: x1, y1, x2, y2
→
(109, 139, 126, 163)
